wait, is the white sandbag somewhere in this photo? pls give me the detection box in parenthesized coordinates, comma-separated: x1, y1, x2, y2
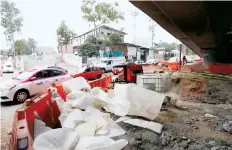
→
(34, 119, 51, 139)
(75, 136, 128, 150)
(63, 77, 91, 94)
(91, 87, 130, 116)
(116, 117, 163, 134)
(66, 91, 93, 110)
(33, 128, 79, 150)
(114, 83, 165, 120)
(75, 122, 97, 137)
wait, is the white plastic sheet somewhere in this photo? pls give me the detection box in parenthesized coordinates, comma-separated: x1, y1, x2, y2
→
(66, 91, 93, 110)
(34, 119, 51, 139)
(61, 106, 125, 138)
(63, 77, 91, 94)
(114, 83, 165, 120)
(75, 136, 128, 150)
(91, 87, 130, 116)
(116, 117, 163, 134)
(33, 128, 80, 150)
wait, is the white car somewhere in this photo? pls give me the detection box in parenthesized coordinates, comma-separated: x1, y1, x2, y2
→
(2, 62, 14, 73)
(134, 60, 144, 64)
(0, 68, 72, 103)
(94, 60, 113, 73)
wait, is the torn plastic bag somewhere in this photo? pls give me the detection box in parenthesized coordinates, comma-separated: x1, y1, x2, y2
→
(116, 117, 163, 134)
(34, 119, 51, 139)
(75, 136, 128, 150)
(66, 91, 93, 110)
(33, 128, 79, 150)
(63, 77, 91, 94)
(91, 87, 130, 116)
(114, 84, 165, 120)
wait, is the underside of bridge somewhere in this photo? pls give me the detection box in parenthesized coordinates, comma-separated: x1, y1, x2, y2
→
(130, 1, 232, 63)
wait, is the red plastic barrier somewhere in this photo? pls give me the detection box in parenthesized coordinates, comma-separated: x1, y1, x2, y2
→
(207, 62, 232, 75)
(166, 62, 179, 70)
(10, 75, 114, 150)
(10, 93, 61, 150)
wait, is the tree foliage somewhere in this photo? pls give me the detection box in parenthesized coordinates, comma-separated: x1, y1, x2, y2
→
(1, 1, 23, 43)
(158, 42, 179, 51)
(56, 21, 74, 49)
(103, 33, 122, 50)
(79, 35, 100, 57)
(14, 39, 27, 55)
(81, 1, 124, 36)
(25, 38, 37, 54)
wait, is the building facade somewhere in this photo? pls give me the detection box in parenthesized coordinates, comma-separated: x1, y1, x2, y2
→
(72, 25, 126, 47)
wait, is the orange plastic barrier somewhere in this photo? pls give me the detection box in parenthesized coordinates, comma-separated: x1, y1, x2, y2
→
(166, 62, 179, 70)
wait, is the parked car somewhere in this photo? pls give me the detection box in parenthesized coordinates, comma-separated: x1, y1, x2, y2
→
(47, 66, 68, 73)
(0, 68, 72, 103)
(134, 60, 144, 64)
(73, 67, 102, 80)
(2, 62, 14, 73)
(146, 59, 158, 64)
(94, 60, 113, 73)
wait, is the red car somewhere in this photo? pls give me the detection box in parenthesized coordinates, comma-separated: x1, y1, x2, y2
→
(73, 67, 103, 80)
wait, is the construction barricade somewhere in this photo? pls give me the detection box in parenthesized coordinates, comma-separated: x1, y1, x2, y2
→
(9, 75, 113, 150)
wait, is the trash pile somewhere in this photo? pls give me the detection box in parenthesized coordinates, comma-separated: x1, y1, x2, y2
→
(33, 77, 165, 150)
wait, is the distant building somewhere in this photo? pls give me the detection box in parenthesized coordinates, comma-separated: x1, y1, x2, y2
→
(36, 46, 57, 55)
(72, 25, 127, 47)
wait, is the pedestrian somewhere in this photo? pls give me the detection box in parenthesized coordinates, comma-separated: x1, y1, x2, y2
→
(182, 56, 187, 65)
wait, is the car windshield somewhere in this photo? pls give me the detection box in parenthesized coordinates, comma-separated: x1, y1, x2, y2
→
(13, 71, 35, 81)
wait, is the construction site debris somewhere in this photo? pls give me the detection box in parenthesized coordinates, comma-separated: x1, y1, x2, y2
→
(34, 119, 51, 139)
(114, 83, 165, 120)
(33, 128, 80, 150)
(205, 114, 218, 118)
(75, 136, 128, 150)
(222, 121, 232, 134)
(63, 77, 91, 94)
(116, 117, 163, 134)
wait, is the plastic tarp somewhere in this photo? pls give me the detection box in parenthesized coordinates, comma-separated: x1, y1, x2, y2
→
(61, 106, 125, 138)
(34, 119, 52, 139)
(116, 116, 163, 134)
(90, 87, 130, 116)
(63, 77, 91, 94)
(33, 128, 80, 150)
(114, 84, 165, 120)
(66, 91, 93, 110)
(75, 136, 128, 150)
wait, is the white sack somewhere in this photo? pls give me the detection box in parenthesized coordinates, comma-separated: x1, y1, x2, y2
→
(34, 119, 51, 139)
(63, 77, 91, 94)
(116, 117, 163, 134)
(33, 128, 79, 150)
(75, 136, 128, 150)
(66, 91, 93, 110)
(62, 109, 84, 129)
(114, 83, 165, 120)
(91, 87, 130, 116)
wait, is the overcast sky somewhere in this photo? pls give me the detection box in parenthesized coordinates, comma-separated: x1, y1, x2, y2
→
(0, 0, 179, 49)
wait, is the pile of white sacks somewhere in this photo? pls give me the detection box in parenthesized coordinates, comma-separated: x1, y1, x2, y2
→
(33, 77, 165, 150)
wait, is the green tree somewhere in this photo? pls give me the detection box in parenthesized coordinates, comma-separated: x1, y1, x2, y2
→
(25, 38, 37, 55)
(56, 21, 74, 53)
(79, 36, 100, 57)
(103, 33, 122, 50)
(158, 42, 178, 51)
(14, 39, 26, 60)
(1, 1, 23, 66)
(81, 1, 124, 37)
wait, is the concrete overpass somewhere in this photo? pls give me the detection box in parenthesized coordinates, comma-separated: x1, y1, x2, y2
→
(130, 1, 232, 63)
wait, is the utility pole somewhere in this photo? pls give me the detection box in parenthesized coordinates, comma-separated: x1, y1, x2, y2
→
(149, 19, 157, 49)
(130, 9, 138, 44)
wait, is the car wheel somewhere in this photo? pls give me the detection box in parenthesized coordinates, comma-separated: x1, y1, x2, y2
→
(14, 90, 29, 103)
(101, 68, 106, 73)
(96, 74, 102, 79)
